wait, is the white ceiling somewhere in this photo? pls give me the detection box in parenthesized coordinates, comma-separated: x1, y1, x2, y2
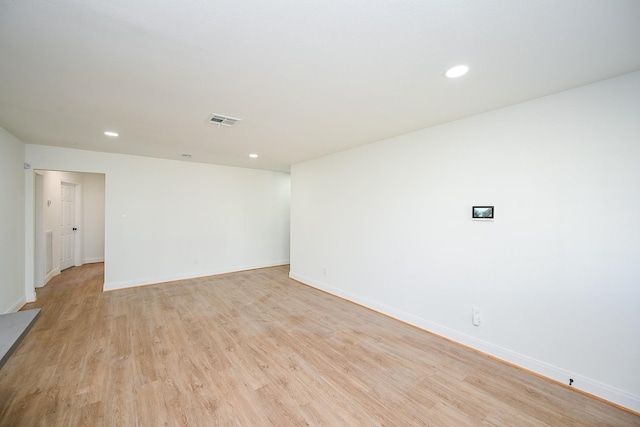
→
(1, 0, 639, 172)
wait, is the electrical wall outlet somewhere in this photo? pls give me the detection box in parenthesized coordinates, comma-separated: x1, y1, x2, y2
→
(472, 308, 482, 326)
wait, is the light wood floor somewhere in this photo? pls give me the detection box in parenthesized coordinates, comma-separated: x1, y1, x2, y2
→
(1, 264, 638, 426)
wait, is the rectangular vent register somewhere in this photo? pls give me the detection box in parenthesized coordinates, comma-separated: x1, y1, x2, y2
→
(208, 113, 241, 127)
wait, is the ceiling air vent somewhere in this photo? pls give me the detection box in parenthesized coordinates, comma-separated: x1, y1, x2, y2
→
(208, 113, 241, 127)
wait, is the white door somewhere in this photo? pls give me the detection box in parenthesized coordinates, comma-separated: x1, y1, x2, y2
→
(60, 182, 75, 270)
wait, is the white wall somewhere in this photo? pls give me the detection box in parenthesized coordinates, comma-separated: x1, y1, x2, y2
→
(24, 146, 290, 292)
(290, 71, 640, 412)
(82, 173, 105, 263)
(0, 127, 25, 313)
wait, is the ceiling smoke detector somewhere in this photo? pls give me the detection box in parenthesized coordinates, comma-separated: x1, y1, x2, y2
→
(208, 113, 241, 127)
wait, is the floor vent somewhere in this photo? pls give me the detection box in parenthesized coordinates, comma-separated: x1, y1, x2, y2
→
(208, 113, 241, 127)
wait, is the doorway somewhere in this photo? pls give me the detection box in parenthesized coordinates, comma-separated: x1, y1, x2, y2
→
(33, 170, 105, 287)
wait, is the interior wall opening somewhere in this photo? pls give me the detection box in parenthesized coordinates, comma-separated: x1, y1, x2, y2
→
(33, 170, 105, 288)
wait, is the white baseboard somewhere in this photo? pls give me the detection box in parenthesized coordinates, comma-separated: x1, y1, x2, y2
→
(104, 260, 290, 292)
(42, 268, 60, 287)
(288, 271, 640, 414)
(83, 257, 104, 264)
(5, 296, 27, 314)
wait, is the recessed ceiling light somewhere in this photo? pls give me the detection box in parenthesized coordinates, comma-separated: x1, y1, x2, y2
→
(444, 65, 469, 79)
(104, 131, 119, 137)
(249, 154, 258, 158)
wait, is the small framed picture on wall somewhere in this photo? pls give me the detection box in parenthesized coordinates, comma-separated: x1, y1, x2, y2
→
(472, 206, 494, 220)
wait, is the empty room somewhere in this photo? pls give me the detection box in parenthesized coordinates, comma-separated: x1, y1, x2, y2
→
(1, 1, 639, 425)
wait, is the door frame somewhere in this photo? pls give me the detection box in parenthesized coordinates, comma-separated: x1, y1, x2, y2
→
(34, 171, 44, 287)
(25, 170, 105, 302)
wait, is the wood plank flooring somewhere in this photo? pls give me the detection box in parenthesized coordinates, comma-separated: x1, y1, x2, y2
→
(1, 263, 638, 426)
